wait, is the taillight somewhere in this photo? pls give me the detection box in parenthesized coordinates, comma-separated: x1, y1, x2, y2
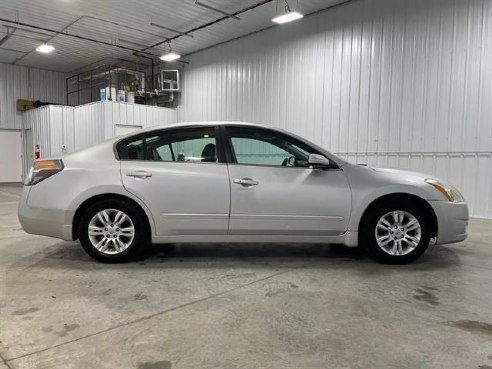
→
(25, 160, 64, 186)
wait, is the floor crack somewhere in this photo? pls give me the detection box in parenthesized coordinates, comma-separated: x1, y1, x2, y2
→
(5, 269, 290, 363)
(0, 351, 13, 369)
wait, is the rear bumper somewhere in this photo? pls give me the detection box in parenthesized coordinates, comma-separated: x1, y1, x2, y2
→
(18, 186, 74, 241)
(429, 200, 469, 245)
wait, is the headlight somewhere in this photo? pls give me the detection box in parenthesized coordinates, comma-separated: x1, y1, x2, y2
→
(25, 160, 64, 186)
(425, 179, 464, 202)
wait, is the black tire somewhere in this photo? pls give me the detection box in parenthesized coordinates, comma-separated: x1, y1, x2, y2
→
(360, 199, 432, 264)
(78, 199, 149, 263)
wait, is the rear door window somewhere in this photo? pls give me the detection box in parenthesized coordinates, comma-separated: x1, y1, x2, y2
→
(116, 127, 219, 163)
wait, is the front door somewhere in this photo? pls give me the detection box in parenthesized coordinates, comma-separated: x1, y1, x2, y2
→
(119, 126, 230, 236)
(223, 126, 351, 236)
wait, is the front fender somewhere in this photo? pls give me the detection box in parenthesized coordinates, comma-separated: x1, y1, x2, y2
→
(347, 184, 439, 232)
(342, 164, 443, 232)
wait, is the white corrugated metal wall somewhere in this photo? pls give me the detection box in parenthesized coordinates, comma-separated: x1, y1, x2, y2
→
(23, 106, 52, 157)
(0, 63, 67, 130)
(179, 0, 492, 219)
(23, 102, 178, 157)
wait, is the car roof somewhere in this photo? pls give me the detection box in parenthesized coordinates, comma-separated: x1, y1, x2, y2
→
(139, 121, 265, 134)
(111, 121, 280, 144)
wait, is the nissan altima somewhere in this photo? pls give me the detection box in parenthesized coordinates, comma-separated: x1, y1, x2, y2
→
(18, 122, 469, 263)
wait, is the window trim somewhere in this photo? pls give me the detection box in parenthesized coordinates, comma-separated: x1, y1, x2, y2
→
(114, 125, 226, 164)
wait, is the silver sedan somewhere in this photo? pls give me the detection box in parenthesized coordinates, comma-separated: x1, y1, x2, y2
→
(18, 122, 469, 263)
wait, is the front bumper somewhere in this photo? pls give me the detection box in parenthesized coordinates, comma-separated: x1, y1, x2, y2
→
(18, 186, 74, 241)
(429, 200, 469, 245)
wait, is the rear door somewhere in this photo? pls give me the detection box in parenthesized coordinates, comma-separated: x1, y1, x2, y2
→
(118, 126, 230, 236)
(223, 126, 351, 236)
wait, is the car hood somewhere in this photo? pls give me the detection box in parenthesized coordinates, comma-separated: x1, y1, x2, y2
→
(369, 166, 450, 185)
(342, 163, 460, 202)
(372, 167, 431, 179)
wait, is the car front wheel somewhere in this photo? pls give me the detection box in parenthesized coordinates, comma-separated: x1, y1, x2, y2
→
(360, 201, 432, 264)
(78, 199, 148, 262)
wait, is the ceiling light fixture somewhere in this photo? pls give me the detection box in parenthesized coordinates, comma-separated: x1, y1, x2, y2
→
(272, 0, 303, 24)
(272, 11, 303, 24)
(160, 52, 181, 61)
(36, 44, 55, 53)
(160, 42, 181, 61)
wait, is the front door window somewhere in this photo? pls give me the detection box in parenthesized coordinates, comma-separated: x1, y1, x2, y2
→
(226, 127, 313, 167)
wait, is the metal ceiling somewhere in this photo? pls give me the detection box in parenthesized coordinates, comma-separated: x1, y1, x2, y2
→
(0, 0, 347, 73)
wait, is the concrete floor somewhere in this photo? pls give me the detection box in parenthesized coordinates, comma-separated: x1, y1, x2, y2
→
(1, 184, 491, 369)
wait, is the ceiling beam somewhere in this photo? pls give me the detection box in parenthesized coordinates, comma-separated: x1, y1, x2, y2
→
(194, 1, 241, 20)
(150, 21, 194, 38)
(139, 0, 274, 52)
(0, 26, 15, 46)
(0, 17, 159, 62)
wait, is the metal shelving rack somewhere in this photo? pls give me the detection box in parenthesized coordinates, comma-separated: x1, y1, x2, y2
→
(66, 64, 181, 108)
(66, 65, 146, 106)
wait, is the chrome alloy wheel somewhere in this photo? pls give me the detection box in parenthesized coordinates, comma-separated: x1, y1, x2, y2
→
(88, 209, 135, 255)
(375, 210, 422, 256)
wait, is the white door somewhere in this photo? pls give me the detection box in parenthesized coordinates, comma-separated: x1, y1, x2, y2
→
(119, 126, 230, 236)
(224, 126, 351, 236)
(0, 130, 22, 183)
(24, 129, 34, 179)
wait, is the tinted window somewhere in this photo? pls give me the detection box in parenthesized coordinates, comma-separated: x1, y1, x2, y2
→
(122, 137, 145, 160)
(227, 127, 314, 167)
(117, 127, 217, 163)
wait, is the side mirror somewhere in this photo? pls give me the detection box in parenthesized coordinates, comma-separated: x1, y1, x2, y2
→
(308, 154, 330, 168)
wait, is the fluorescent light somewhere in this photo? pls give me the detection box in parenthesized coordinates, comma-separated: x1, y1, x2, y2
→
(160, 52, 181, 61)
(272, 11, 303, 24)
(36, 44, 55, 53)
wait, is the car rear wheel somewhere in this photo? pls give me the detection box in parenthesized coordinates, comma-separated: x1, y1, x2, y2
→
(79, 199, 148, 262)
(360, 200, 432, 264)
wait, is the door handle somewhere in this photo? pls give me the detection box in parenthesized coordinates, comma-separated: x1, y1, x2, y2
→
(126, 171, 152, 179)
(233, 178, 259, 186)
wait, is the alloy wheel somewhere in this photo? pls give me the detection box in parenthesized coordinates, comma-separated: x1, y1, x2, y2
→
(88, 208, 135, 255)
(374, 210, 422, 256)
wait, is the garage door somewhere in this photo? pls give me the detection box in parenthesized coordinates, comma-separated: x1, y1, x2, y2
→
(0, 130, 22, 183)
